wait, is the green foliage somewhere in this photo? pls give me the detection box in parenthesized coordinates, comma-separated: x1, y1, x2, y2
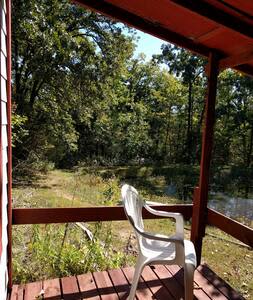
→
(102, 176, 120, 205)
(11, 109, 28, 147)
(154, 45, 207, 163)
(13, 222, 127, 283)
(12, 0, 135, 167)
(12, 0, 253, 181)
(84, 223, 126, 272)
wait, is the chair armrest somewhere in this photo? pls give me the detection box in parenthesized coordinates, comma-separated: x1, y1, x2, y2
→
(144, 202, 183, 219)
(143, 202, 184, 238)
(128, 216, 184, 245)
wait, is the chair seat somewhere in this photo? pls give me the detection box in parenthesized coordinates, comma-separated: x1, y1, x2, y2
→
(140, 237, 196, 266)
(140, 237, 176, 261)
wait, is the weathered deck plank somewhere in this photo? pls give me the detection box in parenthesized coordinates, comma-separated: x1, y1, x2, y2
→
(43, 278, 61, 300)
(9, 285, 19, 300)
(17, 285, 25, 300)
(24, 281, 42, 300)
(194, 269, 229, 299)
(154, 265, 184, 299)
(122, 266, 153, 300)
(61, 276, 80, 300)
(142, 265, 174, 300)
(167, 264, 212, 300)
(108, 268, 129, 299)
(77, 272, 100, 300)
(198, 264, 245, 300)
(93, 270, 118, 300)
(9, 264, 245, 300)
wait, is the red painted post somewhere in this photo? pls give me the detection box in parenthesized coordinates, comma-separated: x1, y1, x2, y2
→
(191, 52, 219, 265)
(0, 34, 2, 259)
(6, 0, 12, 290)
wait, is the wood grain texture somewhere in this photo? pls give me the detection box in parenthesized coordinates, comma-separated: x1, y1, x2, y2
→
(194, 269, 228, 300)
(141, 265, 174, 300)
(167, 265, 211, 300)
(61, 276, 80, 300)
(77, 273, 100, 300)
(72, 0, 210, 57)
(191, 52, 219, 265)
(122, 266, 153, 300)
(198, 264, 245, 300)
(24, 281, 43, 300)
(152, 265, 184, 299)
(43, 278, 61, 300)
(207, 208, 253, 248)
(169, 0, 253, 40)
(17, 285, 24, 300)
(108, 268, 129, 299)
(9, 285, 18, 300)
(12, 204, 193, 224)
(8, 264, 245, 300)
(93, 270, 118, 300)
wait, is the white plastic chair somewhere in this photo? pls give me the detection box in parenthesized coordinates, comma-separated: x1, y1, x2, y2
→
(121, 184, 196, 300)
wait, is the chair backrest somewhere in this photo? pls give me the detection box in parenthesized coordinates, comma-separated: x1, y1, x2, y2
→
(121, 184, 144, 231)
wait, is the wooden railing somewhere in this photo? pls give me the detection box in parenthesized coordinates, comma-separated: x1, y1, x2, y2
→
(12, 204, 193, 224)
(12, 205, 253, 248)
(207, 208, 253, 248)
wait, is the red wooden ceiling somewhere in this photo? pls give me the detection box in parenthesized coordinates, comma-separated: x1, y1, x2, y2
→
(73, 0, 253, 76)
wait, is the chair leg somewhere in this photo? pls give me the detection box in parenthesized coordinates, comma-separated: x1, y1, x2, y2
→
(184, 263, 195, 300)
(128, 258, 145, 300)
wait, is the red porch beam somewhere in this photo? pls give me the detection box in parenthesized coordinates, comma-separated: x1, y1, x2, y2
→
(191, 52, 219, 265)
(220, 50, 253, 70)
(73, 0, 210, 57)
(235, 64, 253, 77)
(12, 204, 193, 224)
(170, 0, 253, 40)
(73, 0, 253, 77)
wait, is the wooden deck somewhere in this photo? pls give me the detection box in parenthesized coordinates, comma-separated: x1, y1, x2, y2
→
(9, 264, 245, 300)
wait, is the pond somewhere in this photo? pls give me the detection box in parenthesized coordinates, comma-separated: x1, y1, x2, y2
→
(165, 183, 253, 223)
(208, 193, 253, 222)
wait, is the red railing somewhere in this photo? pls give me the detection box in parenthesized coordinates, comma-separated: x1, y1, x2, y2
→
(207, 208, 253, 247)
(12, 205, 253, 249)
(12, 204, 193, 224)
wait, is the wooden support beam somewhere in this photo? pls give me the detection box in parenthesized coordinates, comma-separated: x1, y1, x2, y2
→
(191, 52, 219, 265)
(73, 0, 210, 57)
(207, 209, 253, 248)
(6, 0, 12, 291)
(235, 64, 253, 77)
(219, 50, 253, 70)
(196, 27, 225, 43)
(12, 204, 193, 225)
(73, 0, 253, 77)
(170, 0, 253, 40)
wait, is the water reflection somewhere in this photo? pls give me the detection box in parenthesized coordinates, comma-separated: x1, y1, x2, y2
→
(165, 183, 253, 223)
(209, 193, 253, 221)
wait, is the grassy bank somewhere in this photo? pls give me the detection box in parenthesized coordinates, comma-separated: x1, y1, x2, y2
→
(12, 168, 253, 298)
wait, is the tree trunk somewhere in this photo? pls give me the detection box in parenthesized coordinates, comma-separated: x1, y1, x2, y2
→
(186, 81, 193, 163)
(163, 106, 171, 160)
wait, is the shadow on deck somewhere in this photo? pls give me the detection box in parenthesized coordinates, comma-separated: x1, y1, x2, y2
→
(9, 263, 245, 300)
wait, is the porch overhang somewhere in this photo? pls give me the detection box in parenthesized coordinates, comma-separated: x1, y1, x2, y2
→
(73, 0, 253, 76)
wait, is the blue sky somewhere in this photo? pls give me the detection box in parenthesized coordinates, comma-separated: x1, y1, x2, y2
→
(134, 30, 166, 60)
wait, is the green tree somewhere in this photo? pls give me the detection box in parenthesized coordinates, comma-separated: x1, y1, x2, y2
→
(155, 45, 206, 163)
(12, 0, 135, 167)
